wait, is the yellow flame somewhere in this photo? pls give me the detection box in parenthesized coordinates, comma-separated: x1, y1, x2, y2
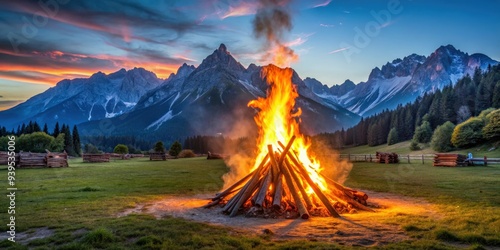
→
(248, 64, 328, 192)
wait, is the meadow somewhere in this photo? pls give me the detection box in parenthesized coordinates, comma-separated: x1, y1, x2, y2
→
(0, 156, 499, 249)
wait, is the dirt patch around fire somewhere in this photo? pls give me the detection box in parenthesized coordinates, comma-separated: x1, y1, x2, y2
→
(118, 190, 440, 246)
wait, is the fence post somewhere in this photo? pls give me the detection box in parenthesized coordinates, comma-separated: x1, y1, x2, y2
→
(369, 154, 372, 162)
(348, 154, 351, 162)
(407, 155, 410, 164)
(422, 154, 424, 164)
(484, 156, 487, 166)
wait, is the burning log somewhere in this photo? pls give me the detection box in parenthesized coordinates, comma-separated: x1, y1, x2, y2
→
(204, 65, 371, 219)
(205, 138, 372, 219)
(272, 174, 283, 210)
(279, 152, 309, 219)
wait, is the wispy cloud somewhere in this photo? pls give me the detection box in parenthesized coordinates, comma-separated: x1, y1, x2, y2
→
(313, 0, 332, 8)
(380, 20, 397, 28)
(285, 33, 315, 47)
(219, 1, 258, 19)
(329, 47, 350, 54)
(320, 23, 335, 28)
(0, 100, 22, 111)
(343, 10, 351, 14)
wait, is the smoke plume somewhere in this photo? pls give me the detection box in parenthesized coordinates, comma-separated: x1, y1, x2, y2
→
(253, 0, 298, 67)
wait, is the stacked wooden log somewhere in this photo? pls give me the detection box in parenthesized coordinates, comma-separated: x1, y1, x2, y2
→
(376, 152, 399, 164)
(19, 152, 46, 168)
(433, 153, 468, 167)
(204, 136, 373, 219)
(150, 152, 166, 161)
(130, 154, 145, 158)
(45, 150, 68, 168)
(83, 153, 110, 163)
(0, 151, 19, 165)
(207, 151, 226, 160)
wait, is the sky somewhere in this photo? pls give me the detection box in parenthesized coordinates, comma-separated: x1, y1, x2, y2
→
(0, 0, 499, 110)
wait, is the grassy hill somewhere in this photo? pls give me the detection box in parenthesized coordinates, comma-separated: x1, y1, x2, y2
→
(340, 140, 500, 157)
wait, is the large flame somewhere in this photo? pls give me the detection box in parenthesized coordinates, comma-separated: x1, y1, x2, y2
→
(248, 65, 328, 193)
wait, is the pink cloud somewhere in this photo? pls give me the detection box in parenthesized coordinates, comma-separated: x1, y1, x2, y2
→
(313, 0, 332, 8)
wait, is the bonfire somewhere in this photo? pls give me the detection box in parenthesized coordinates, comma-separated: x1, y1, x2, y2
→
(204, 65, 373, 219)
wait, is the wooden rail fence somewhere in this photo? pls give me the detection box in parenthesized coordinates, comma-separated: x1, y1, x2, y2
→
(336, 154, 499, 165)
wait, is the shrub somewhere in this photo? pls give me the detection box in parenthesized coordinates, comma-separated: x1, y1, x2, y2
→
(387, 128, 398, 145)
(83, 143, 100, 154)
(483, 109, 500, 141)
(169, 141, 182, 157)
(50, 134, 65, 152)
(451, 117, 485, 148)
(409, 140, 420, 151)
(178, 149, 196, 158)
(154, 141, 165, 153)
(413, 121, 433, 143)
(113, 144, 129, 154)
(17, 132, 54, 153)
(431, 121, 455, 152)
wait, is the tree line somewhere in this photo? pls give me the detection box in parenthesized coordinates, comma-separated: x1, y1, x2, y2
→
(0, 121, 82, 156)
(183, 135, 254, 155)
(315, 64, 500, 150)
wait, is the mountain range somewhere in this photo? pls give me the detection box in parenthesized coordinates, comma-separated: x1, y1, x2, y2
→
(0, 44, 497, 141)
(305, 45, 497, 117)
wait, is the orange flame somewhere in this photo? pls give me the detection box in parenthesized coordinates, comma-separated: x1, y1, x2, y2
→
(248, 64, 328, 193)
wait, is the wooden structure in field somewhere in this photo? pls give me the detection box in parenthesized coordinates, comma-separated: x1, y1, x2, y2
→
(46, 151, 68, 168)
(1, 151, 68, 168)
(18, 152, 47, 168)
(433, 153, 468, 167)
(207, 151, 225, 160)
(83, 153, 110, 163)
(0, 151, 19, 165)
(375, 152, 399, 164)
(149, 152, 166, 161)
(130, 154, 144, 158)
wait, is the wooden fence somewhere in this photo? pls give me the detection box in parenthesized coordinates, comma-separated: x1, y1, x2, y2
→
(338, 154, 435, 163)
(468, 156, 500, 166)
(337, 154, 499, 165)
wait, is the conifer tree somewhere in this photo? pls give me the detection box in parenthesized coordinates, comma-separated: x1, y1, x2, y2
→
(43, 123, 49, 134)
(62, 125, 76, 156)
(72, 125, 82, 156)
(53, 122, 60, 137)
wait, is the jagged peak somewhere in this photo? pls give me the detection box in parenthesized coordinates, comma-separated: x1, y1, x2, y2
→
(434, 44, 463, 56)
(218, 43, 227, 52)
(176, 63, 195, 75)
(196, 44, 245, 72)
(341, 79, 355, 86)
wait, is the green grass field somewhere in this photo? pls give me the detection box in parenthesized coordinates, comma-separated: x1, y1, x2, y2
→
(340, 140, 500, 157)
(0, 157, 499, 249)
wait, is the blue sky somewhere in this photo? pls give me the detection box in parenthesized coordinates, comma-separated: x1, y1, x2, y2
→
(0, 0, 499, 110)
